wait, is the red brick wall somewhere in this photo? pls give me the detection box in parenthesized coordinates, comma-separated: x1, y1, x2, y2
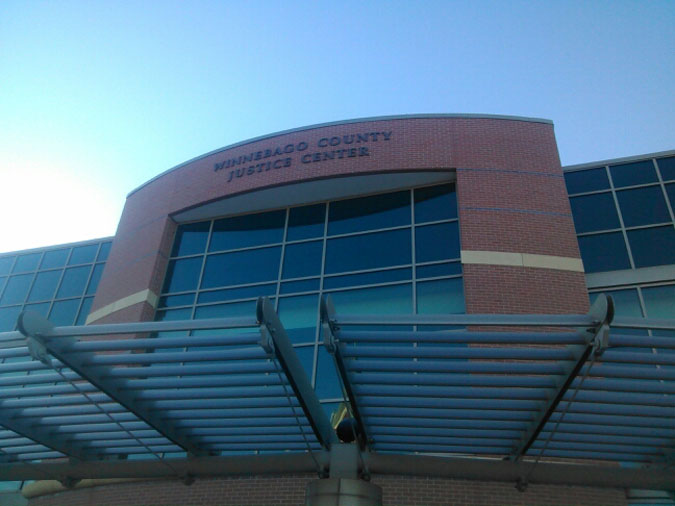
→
(27, 475, 627, 506)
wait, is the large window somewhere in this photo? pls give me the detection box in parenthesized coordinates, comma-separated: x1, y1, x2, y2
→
(565, 156, 675, 273)
(159, 183, 464, 404)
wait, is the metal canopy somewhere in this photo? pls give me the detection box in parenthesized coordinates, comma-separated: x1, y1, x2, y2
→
(0, 297, 331, 480)
(321, 294, 675, 473)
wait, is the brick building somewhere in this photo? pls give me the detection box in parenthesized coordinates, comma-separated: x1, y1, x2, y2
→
(0, 115, 673, 505)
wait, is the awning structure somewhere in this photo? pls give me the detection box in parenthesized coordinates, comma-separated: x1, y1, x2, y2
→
(0, 295, 673, 492)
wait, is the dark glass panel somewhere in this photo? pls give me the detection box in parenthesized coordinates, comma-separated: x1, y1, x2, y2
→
(0, 274, 33, 305)
(197, 283, 276, 304)
(280, 278, 320, 294)
(415, 222, 460, 262)
(617, 187, 670, 227)
(86, 264, 105, 295)
(159, 293, 196, 308)
(193, 300, 256, 320)
(578, 232, 631, 273)
(201, 247, 281, 288)
(68, 244, 98, 265)
(627, 226, 675, 268)
(97, 242, 112, 262)
(657, 156, 675, 181)
(56, 266, 91, 298)
(325, 229, 411, 274)
(76, 297, 94, 325)
(28, 270, 61, 302)
(13, 253, 41, 272)
(162, 257, 203, 294)
(416, 262, 462, 279)
(600, 289, 642, 318)
(24, 302, 50, 317)
(294, 345, 316, 382)
(329, 284, 412, 314)
(172, 222, 211, 257)
(642, 286, 675, 337)
(414, 184, 457, 223)
(564, 168, 610, 195)
(287, 204, 325, 241)
(156, 307, 192, 321)
(322, 402, 342, 419)
(0, 256, 13, 276)
(417, 279, 465, 314)
(328, 190, 410, 235)
(41, 249, 69, 269)
(569, 193, 620, 233)
(282, 241, 323, 279)
(209, 210, 285, 252)
(323, 268, 411, 290)
(315, 347, 342, 400)
(278, 294, 319, 344)
(666, 184, 675, 210)
(0, 306, 21, 331)
(49, 299, 80, 326)
(0, 276, 6, 295)
(609, 160, 657, 188)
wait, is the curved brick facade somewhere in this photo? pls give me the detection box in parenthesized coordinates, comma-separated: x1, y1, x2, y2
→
(34, 115, 605, 506)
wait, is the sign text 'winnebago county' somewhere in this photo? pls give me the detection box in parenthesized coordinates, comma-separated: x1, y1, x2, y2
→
(213, 131, 393, 183)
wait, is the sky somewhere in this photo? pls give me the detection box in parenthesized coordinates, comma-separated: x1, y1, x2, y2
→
(0, 1, 673, 253)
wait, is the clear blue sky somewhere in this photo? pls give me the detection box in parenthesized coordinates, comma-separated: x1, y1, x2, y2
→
(1, 1, 673, 252)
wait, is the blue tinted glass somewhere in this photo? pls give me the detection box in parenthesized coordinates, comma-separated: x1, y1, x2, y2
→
(87, 264, 105, 295)
(657, 156, 675, 181)
(163, 257, 203, 293)
(417, 278, 465, 314)
(13, 253, 41, 272)
(197, 283, 276, 304)
(28, 270, 61, 302)
(569, 193, 620, 233)
(97, 242, 112, 261)
(627, 226, 675, 268)
(24, 302, 50, 317)
(0, 276, 6, 295)
(49, 299, 81, 326)
(278, 295, 319, 344)
(417, 262, 462, 278)
(41, 248, 69, 269)
(328, 191, 410, 235)
(666, 184, 675, 209)
(315, 347, 342, 400)
(76, 297, 94, 325)
(282, 241, 322, 279)
(324, 268, 411, 290)
(57, 266, 91, 298)
(156, 307, 192, 321)
(172, 222, 211, 257)
(0, 256, 13, 275)
(578, 233, 631, 273)
(201, 247, 281, 288)
(194, 300, 256, 320)
(287, 204, 325, 240)
(280, 278, 320, 294)
(601, 289, 643, 318)
(414, 184, 457, 223)
(0, 274, 33, 305)
(329, 284, 412, 314)
(209, 210, 285, 252)
(415, 222, 460, 262)
(325, 229, 411, 274)
(617, 187, 670, 227)
(642, 285, 675, 319)
(294, 345, 316, 382)
(68, 244, 98, 265)
(159, 293, 196, 308)
(0, 306, 21, 331)
(564, 168, 610, 195)
(610, 160, 657, 188)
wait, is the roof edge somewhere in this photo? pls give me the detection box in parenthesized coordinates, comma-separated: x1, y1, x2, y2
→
(563, 149, 675, 172)
(128, 113, 553, 197)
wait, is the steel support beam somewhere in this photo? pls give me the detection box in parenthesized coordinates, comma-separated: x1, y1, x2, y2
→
(17, 311, 210, 457)
(321, 296, 369, 450)
(511, 294, 614, 460)
(257, 297, 336, 450)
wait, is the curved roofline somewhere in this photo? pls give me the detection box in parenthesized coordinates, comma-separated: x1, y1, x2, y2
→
(128, 113, 553, 197)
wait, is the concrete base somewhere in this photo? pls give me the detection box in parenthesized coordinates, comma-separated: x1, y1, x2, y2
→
(306, 478, 382, 506)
